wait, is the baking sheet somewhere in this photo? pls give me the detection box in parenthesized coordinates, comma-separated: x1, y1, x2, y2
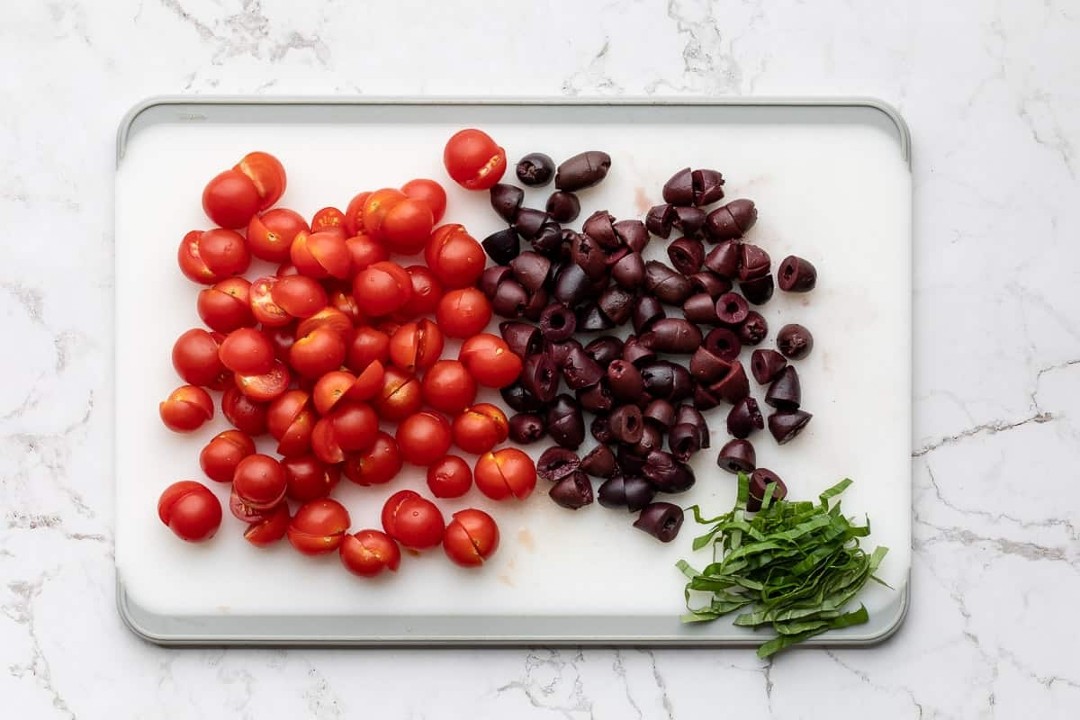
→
(114, 98, 912, 645)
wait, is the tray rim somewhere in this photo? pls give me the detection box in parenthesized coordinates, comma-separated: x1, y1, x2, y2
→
(114, 95, 912, 649)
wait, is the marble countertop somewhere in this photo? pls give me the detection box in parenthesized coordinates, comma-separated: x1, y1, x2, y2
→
(2, 0, 1078, 717)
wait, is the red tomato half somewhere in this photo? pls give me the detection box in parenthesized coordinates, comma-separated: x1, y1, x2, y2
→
(199, 430, 256, 483)
(458, 333, 523, 388)
(401, 178, 447, 224)
(443, 129, 507, 190)
(395, 411, 452, 467)
(340, 529, 401, 578)
(178, 228, 250, 284)
(202, 169, 260, 229)
(234, 151, 286, 210)
(473, 448, 536, 501)
(436, 288, 492, 339)
(288, 499, 351, 555)
(343, 432, 403, 486)
(425, 224, 485, 289)
(380, 490, 445, 550)
(444, 508, 499, 567)
(159, 385, 214, 433)
(247, 208, 309, 262)
(158, 481, 222, 542)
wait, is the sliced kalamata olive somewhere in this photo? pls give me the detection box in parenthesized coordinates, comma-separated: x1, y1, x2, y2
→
(617, 445, 646, 475)
(777, 324, 814, 360)
(609, 404, 645, 445)
(631, 424, 665, 458)
(715, 292, 749, 326)
(582, 210, 618, 248)
(738, 244, 771, 281)
(778, 255, 817, 292)
(765, 366, 801, 410)
(546, 191, 581, 223)
(576, 302, 614, 332)
(607, 360, 645, 402)
(750, 348, 787, 384)
(570, 232, 609, 280)
(691, 169, 725, 206)
(726, 397, 764, 439)
(704, 327, 742, 362)
(531, 221, 565, 259)
(500, 321, 543, 358)
(490, 183, 525, 223)
(672, 206, 706, 236)
(693, 383, 721, 410)
(611, 251, 645, 290)
(643, 399, 676, 429)
(549, 471, 594, 509)
(738, 312, 768, 346)
(537, 446, 580, 483)
(581, 444, 617, 478)
(704, 199, 757, 242)
(512, 208, 549, 241)
(645, 204, 677, 239)
(642, 361, 693, 402)
(717, 438, 756, 474)
(631, 295, 666, 334)
(598, 286, 635, 325)
(662, 167, 694, 206)
(555, 151, 611, 192)
(516, 153, 555, 186)
(509, 252, 551, 293)
(704, 240, 741, 278)
(613, 220, 649, 254)
(480, 266, 514, 298)
(675, 405, 709, 447)
(622, 336, 656, 367)
(709, 361, 750, 404)
(688, 271, 732, 299)
(562, 345, 604, 390)
(482, 228, 521, 266)
(668, 237, 705, 275)
(768, 409, 812, 444)
(668, 423, 701, 462)
(509, 413, 546, 444)
(578, 381, 614, 413)
(545, 338, 581, 370)
(644, 261, 692, 306)
(747, 468, 787, 512)
(690, 347, 730, 385)
(643, 450, 695, 493)
(591, 413, 615, 444)
(520, 353, 559, 403)
(740, 275, 774, 305)
(539, 303, 577, 342)
(682, 293, 720, 325)
(584, 336, 624, 366)
(547, 394, 585, 449)
(501, 381, 545, 413)
(597, 475, 627, 508)
(642, 318, 702, 354)
(599, 475, 656, 511)
(491, 279, 528, 318)
(523, 287, 550, 323)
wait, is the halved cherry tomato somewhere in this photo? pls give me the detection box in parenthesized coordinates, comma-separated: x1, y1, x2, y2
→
(353, 261, 413, 317)
(221, 386, 268, 436)
(178, 228, 251, 284)
(311, 416, 345, 465)
(346, 327, 390, 373)
(218, 327, 274, 375)
(451, 403, 509, 455)
(296, 307, 353, 344)
(436, 288, 492, 339)
(311, 206, 347, 233)
(199, 430, 256, 483)
(328, 285, 364, 326)
(401, 178, 447, 224)
(229, 486, 269, 523)
(343, 192, 371, 237)
(172, 328, 228, 388)
(389, 319, 444, 373)
(271, 275, 328, 319)
(243, 502, 291, 547)
(330, 402, 379, 453)
(458, 333, 523, 388)
(343, 432, 403, 486)
(266, 323, 297, 363)
(425, 224, 485, 289)
(291, 230, 351, 279)
(374, 366, 423, 421)
(426, 455, 472, 499)
(196, 277, 254, 333)
(443, 129, 507, 191)
(421, 360, 477, 415)
(247, 208, 308, 262)
(345, 233, 389, 275)
(267, 390, 315, 457)
(158, 481, 222, 542)
(397, 265, 443, 319)
(233, 454, 287, 510)
(160, 385, 214, 433)
(313, 370, 356, 415)
(340, 529, 401, 577)
(202, 170, 261, 229)
(249, 276, 292, 327)
(473, 448, 536, 501)
(235, 361, 290, 402)
(396, 411, 452, 467)
(443, 508, 499, 567)
(290, 325, 347, 378)
(235, 151, 286, 210)
(288, 498, 351, 555)
(380, 490, 445, 550)
(363, 189, 434, 255)
(283, 456, 340, 502)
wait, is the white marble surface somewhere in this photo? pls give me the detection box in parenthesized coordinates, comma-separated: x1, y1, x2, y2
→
(1, 0, 1078, 717)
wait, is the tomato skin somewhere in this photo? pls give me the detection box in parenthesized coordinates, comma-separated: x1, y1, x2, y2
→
(346, 327, 390, 374)
(436, 288, 493, 339)
(389, 319, 444, 373)
(232, 454, 287, 510)
(296, 307, 353, 344)
(291, 230, 351, 280)
(221, 386, 269, 436)
(267, 390, 314, 457)
(473, 448, 537, 501)
(289, 325, 347, 378)
(443, 129, 507, 191)
(343, 192, 372, 237)
(234, 361, 291, 403)
(451, 403, 509, 455)
(330, 401, 379, 453)
(160, 385, 214, 433)
(328, 286, 364, 327)
(249, 276, 292, 327)
(218, 327, 274, 375)
(401, 178, 447, 224)
(283, 455, 340, 502)
(172, 328, 228, 388)
(311, 416, 345, 465)
(312, 370, 354, 415)
(271, 275, 328, 319)
(311, 207, 347, 233)
(198, 278, 255, 333)
(345, 233, 389, 275)
(288, 498, 351, 555)
(421, 360, 477, 415)
(459, 334, 523, 388)
(343, 432, 403, 486)
(397, 265, 443, 319)
(396, 411, 452, 467)
(380, 490, 445, 550)
(266, 323, 298, 363)
(425, 224, 485, 289)
(340, 529, 401, 577)
(235, 151, 286, 210)
(199, 430, 256, 483)
(426, 455, 472, 499)
(353, 261, 413, 317)
(243, 502, 291, 546)
(158, 481, 222, 542)
(178, 228, 251, 284)
(444, 508, 499, 567)
(374, 366, 423, 421)
(203, 169, 261, 228)
(247, 208, 308, 262)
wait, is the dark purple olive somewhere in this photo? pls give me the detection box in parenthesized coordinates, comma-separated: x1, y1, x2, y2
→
(693, 383, 721, 410)
(633, 502, 684, 542)
(546, 338, 582, 371)
(747, 468, 787, 512)
(582, 210, 618, 249)
(662, 167, 694, 206)
(704, 199, 757, 242)
(715, 292, 750, 325)
(547, 394, 585, 449)
(501, 381, 545, 413)
(539, 303, 576, 342)
(591, 413, 615, 444)
(481, 228, 521, 266)
(751, 349, 787, 384)
(777, 324, 813, 360)
(644, 261, 692, 306)
(531, 221, 565, 259)
(611, 251, 645, 289)
(607, 360, 645, 402)
(765, 366, 801, 410)
(576, 302, 614, 332)
(581, 444, 617, 478)
(480, 266, 513, 299)
(631, 424, 665, 459)
(520, 353, 559, 403)
(500, 321, 542, 358)
(642, 318, 702, 354)
(490, 183, 525, 223)
(682, 293, 720, 325)
(613, 220, 650, 254)
(704, 240, 741, 278)
(667, 237, 705, 275)
(522, 288, 550, 323)
(598, 286, 635, 325)
(631, 295, 666, 334)
(738, 244, 771, 281)
(768, 410, 812, 444)
(689, 346, 730, 384)
(509, 413, 546, 444)
(549, 471, 594, 509)
(688, 271, 732, 299)
(578, 381, 614, 413)
(617, 444, 646, 475)
(668, 423, 701, 462)
(642, 361, 693, 402)
(709, 361, 750, 404)
(516, 152, 555, 187)
(672, 206, 706, 236)
(598, 475, 656, 511)
(491, 279, 528, 318)
(704, 327, 742, 362)
(609, 404, 645, 445)
(509, 252, 551, 293)
(561, 345, 604, 390)
(691, 169, 725, 206)
(778, 255, 817, 292)
(738, 312, 768, 346)
(643, 450, 696, 493)
(717, 438, 756, 474)
(645, 204, 676, 239)
(545, 191, 581, 223)
(555, 150, 611, 192)
(584, 336, 624, 366)
(622, 335, 656, 367)
(675, 404, 710, 448)
(512, 208, 549, 241)
(569, 232, 610, 281)
(726, 397, 764, 439)
(537, 446, 580, 483)
(643, 399, 676, 429)
(740, 275, 774, 305)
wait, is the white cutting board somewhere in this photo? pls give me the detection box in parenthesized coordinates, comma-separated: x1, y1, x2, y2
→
(114, 101, 911, 643)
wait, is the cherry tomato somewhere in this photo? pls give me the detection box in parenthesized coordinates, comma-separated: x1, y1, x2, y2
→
(249, 276, 292, 327)
(374, 366, 423, 421)
(283, 456, 340, 502)
(401, 178, 447, 224)
(158, 481, 222, 542)
(267, 390, 315, 457)
(425, 224, 485, 289)
(458, 333, 523, 388)
(233, 454, 287, 510)
(310, 416, 345, 464)
(288, 498, 351, 555)
(421, 360, 477, 415)
(343, 432, 403, 486)
(235, 151, 286, 210)
(330, 401, 379, 452)
(197, 278, 254, 334)
(172, 328, 228, 388)
(202, 170, 260, 229)
(218, 328, 274, 375)
(380, 490, 445, 550)
(473, 448, 536, 501)
(178, 228, 251, 284)
(347, 327, 390, 374)
(221, 386, 268, 436)
(235, 361, 290, 402)
(159, 385, 213, 433)
(345, 233, 389, 275)
(247, 208, 308, 262)
(199, 430, 256, 483)
(436, 288, 492, 339)
(328, 285, 364, 326)
(353, 261, 413, 317)
(271, 275, 328, 319)
(313, 370, 356, 415)
(451, 403, 509, 455)
(443, 129, 507, 191)
(243, 502, 291, 547)
(290, 325, 347, 378)
(396, 411, 452, 467)
(389, 319, 444, 373)
(443, 508, 499, 567)
(340, 529, 401, 577)
(396, 265, 443, 319)
(363, 189, 434, 255)
(296, 307, 353, 344)
(266, 323, 297, 363)
(291, 230, 351, 279)
(426, 455, 472, 499)
(343, 192, 371, 237)
(311, 206, 347, 233)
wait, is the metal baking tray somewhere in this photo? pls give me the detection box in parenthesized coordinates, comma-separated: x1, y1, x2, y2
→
(114, 97, 912, 646)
